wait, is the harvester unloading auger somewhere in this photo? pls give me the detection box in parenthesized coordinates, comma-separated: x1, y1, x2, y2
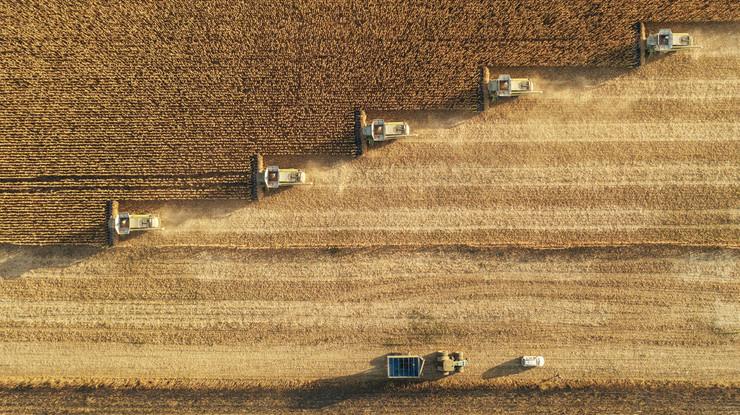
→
(251, 154, 307, 200)
(106, 201, 162, 246)
(639, 24, 701, 65)
(481, 67, 542, 110)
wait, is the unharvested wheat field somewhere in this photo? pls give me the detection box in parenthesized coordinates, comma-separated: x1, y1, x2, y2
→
(0, 6, 738, 415)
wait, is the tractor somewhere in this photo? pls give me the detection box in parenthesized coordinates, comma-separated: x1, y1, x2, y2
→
(436, 351, 468, 375)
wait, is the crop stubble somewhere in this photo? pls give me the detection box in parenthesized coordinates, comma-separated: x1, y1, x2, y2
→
(0, 245, 737, 382)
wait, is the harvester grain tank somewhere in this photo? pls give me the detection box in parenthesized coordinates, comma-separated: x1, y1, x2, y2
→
(113, 212, 161, 235)
(355, 110, 412, 154)
(387, 355, 425, 379)
(261, 165, 306, 189)
(647, 28, 699, 54)
(436, 351, 468, 375)
(490, 74, 541, 99)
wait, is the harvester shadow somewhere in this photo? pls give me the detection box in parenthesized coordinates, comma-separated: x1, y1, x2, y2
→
(0, 244, 102, 279)
(641, 50, 675, 66)
(482, 357, 533, 379)
(289, 354, 390, 410)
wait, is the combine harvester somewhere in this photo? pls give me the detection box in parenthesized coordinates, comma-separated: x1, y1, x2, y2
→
(355, 110, 412, 155)
(481, 67, 542, 110)
(107, 201, 161, 246)
(639, 24, 700, 65)
(251, 154, 307, 200)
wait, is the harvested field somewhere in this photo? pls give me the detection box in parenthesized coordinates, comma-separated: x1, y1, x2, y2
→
(0, 245, 738, 380)
(0, 245, 738, 413)
(1, 3, 739, 244)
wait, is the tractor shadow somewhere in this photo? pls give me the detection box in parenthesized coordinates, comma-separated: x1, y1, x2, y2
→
(483, 357, 533, 379)
(289, 354, 390, 410)
(290, 352, 457, 410)
(0, 244, 103, 279)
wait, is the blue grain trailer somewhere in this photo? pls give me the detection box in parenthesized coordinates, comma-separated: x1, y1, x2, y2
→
(386, 355, 425, 379)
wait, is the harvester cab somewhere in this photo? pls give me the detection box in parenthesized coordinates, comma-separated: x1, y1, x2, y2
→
(436, 351, 468, 375)
(645, 28, 700, 55)
(363, 119, 411, 144)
